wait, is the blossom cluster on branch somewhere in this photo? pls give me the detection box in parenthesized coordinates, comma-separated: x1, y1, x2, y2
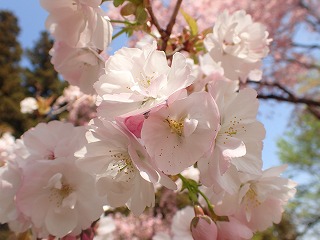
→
(0, 0, 297, 239)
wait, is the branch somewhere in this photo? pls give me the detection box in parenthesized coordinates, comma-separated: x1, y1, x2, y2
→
(166, 44, 186, 57)
(160, 0, 184, 51)
(146, 0, 183, 51)
(298, 0, 320, 24)
(291, 43, 320, 49)
(287, 58, 320, 70)
(145, 0, 165, 37)
(256, 93, 320, 108)
(297, 214, 320, 237)
(248, 80, 320, 120)
(307, 106, 320, 120)
(165, 0, 183, 41)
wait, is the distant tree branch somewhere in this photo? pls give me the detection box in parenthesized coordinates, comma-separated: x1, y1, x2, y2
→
(292, 42, 320, 49)
(256, 93, 320, 108)
(307, 106, 320, 120)
(287, 58, 320, 70)
(248, 80, 320, 120)
(297, 215, 320, 237)
(299, 0, 320, 23)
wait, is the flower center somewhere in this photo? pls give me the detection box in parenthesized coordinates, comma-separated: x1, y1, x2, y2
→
(109, 152, 135, 182)
(243, 186, 261, 209)
(219, 116, 246, 144)
(137, 71, 156, 88)
(166, 118, 184, 136)
(47, 151, 55, 160)
(49, 182, 74, 208)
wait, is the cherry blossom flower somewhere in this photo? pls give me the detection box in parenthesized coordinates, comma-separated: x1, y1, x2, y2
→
(204, 10, 271, 82)
(0, 1, 299, 237)
(141, 91, 220, 175)
(53, 86, 97, 126)
(21, 121, 86, 163)
(0, 164, 22, 225)
(16, 157, 104, 238)
(15, 121, 104, 238)
(55, 85, 82, 105)
(50, 41, 105, 94)
(0, 137, 31, 234)
(41, 0, 112, 51)
(0, 132, 16, 165)
(20, 97, 38, 114)
(76, 118, 176, 215)
(198, 79, 265, 191)
(211, 165, 296, 232)
(94, 42, 194, 119)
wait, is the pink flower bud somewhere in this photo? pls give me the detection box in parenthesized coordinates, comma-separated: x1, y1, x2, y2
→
(124, 114, 145, 138)
(191, 215, 218, 240)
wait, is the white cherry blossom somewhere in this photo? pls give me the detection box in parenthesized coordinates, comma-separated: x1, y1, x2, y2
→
(141, 91, 220, 175)
(198, 78, 264, 190)
(0, 164, 22, 224)
(41, 0, 112, 51)
(17, 157, 104, 238)
(94, 42, 194, 119)
(15, 121, 104, 238)
(211, 165, 296, 232)
(76, 118, 176, 215)
(50, 41, 105, 94)
(204, 10, 271, 82)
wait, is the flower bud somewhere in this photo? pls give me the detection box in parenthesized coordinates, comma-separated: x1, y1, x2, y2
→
(190, 215, 218, 240)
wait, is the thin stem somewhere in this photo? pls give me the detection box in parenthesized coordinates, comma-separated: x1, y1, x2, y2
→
(197, 189, 216, 219)
(109, 19, 131, 24)
(112, 28, 127, 40)
(178, 174, 215, 218)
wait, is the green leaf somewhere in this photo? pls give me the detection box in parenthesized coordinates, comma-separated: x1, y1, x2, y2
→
(129, 0, 143, 5)
(120, 2, 136, 16)
(135, 5, 148, 24)
(113, 0, 125, 7)
(180, 9, 198, 36)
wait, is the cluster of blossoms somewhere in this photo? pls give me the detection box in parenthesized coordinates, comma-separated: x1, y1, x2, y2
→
(2, 1, 296, 239)
(53, 85, 97, 126)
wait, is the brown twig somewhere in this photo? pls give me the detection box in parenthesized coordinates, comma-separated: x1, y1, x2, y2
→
(256, 93, 320, 108)
(145, 0, 183, 51)
(145, 0, 165, 38)
(286, 58, 320, 70)
(161, 0, 183, 51)
(248, 80, 320, 119)
(292, 43, 320, 49)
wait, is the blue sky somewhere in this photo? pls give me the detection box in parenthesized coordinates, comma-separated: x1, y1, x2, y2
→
(1, 0, 48, 49)
(1, 1, 293, 170)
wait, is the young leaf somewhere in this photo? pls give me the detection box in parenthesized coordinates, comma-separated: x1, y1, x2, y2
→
(120, 2, 137, 16)
(135, 5, 148, 24)
(180, 9, 198, 36)
(113, 0, 125, 7)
